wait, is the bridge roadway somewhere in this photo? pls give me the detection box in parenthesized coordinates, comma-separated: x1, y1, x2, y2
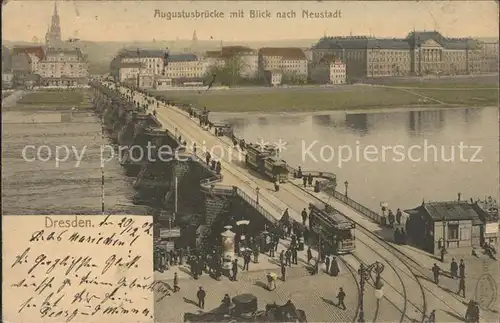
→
(111, 83, 474, 322)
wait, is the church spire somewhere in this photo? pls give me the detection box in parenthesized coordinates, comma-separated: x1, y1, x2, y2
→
(46, 1, 62, 47)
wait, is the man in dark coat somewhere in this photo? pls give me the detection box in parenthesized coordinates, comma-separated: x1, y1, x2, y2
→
(285, 249, 292, 267)
(301, 208, 308, 225)
(336, 287, 346, 310)
(173, 272, 180, 292)
(307, 247, 313, 264)
(432, 263, 440, 284)
(450, 258, 458, 279)
(459, 259, 466, 278)
(330, 257, 340, 277)
(457, 277, 466, 298)
(281, 262, 286, 281)
(292, 247, 298, 265)
(197, 287, 206, 309)
(243, 252, 251, 271)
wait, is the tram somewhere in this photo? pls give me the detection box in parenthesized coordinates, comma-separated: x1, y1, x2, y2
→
(308, 202, 356, 254)
(245, 143, 289, 183)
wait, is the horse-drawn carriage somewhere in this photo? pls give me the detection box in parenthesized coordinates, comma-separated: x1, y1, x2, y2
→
(183, 294, 307, 322)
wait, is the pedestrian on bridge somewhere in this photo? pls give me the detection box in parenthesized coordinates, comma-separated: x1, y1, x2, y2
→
(273, 234, 279, 252)
(336, 287, 346, 310)
(396, 208, 402, 225)
(292, 247, 298, 265)
(281, 262, 286, 281)
(196, 286, 206, 309)
(307, 174, 313, 187)
(231, 259, 239, 281)
(450, 258, 458, 279)
(330, 256, 340, 277)
(205, 151, 211, 165)
(325, 255, 331, 274)
(302, 177, 307, 188)
(432, 263, 440, 284)
(307, 247, 313, 264)
(173, 272, 180, 292)
(243, 251, 251, 271)
(440, 246, 446, 262)
(427, 310, 436, 323)
(457, 277, 466, 297)
(459, 259, 466, 278)
(216, 161, 221, 175)
(285, 248, 292, 267)
(301, 208, 308, 225)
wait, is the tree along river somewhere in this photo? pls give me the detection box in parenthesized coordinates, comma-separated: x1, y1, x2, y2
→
(212, 107, 499, 213)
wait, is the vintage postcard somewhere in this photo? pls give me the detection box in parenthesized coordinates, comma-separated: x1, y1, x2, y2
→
(1, 0, 499, 322)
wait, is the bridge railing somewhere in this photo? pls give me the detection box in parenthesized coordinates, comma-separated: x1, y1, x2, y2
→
(322, 187, 382, 224)
(235, 187, 280, 227)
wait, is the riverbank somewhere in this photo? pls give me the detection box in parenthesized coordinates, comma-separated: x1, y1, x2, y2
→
(151, 80, 498, 112)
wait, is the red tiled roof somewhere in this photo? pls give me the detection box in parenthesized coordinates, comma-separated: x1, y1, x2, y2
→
(12, 46, 45, 59)
(259, 47, 306, 60)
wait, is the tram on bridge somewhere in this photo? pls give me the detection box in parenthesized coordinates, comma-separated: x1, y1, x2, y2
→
(245, 143, 289, 183)
(308, 202, 356, 254)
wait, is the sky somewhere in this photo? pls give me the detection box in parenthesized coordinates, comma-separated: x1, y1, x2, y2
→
(2, 1, 499, 42)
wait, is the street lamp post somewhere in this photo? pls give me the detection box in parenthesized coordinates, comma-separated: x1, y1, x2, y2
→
(358, 261, 385, 323)
(344, 181, 349, 197)
(256, 187, 260, 205)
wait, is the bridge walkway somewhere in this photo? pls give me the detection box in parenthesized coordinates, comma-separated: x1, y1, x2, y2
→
(114, 84, 477, 322)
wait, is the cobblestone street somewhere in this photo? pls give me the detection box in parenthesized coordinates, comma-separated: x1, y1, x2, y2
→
(154, 260, 405, 322)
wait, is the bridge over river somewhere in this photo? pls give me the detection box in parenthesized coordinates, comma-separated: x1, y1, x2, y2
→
(96, 81, 489, 323)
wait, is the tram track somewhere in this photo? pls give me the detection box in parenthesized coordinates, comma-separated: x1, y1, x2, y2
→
(280, 184, 422, 323)
(284, 183, 476, 322)
(117, 85, 465, 321)
(133, 89, 416, 321)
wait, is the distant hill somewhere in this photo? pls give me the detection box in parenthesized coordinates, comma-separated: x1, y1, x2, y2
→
(2, 39, 318, 63)
(3, 36, 495, 73)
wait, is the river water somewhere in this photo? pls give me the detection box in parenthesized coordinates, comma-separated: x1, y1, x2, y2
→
(212, 107, 499, 212)
(1, 105, 151, 215)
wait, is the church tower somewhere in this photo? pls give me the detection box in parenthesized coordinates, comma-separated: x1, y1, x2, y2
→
(190, 29, 198, 53)
(45, 1, 62, 47)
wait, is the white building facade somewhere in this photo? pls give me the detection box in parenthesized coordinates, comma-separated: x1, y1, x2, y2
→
(37, 48, 89, 86)
(310, 54, 346, 84)
(163, 54, 208, 79)
(259, 47, 308, 82)
(329, 60, 347, 84)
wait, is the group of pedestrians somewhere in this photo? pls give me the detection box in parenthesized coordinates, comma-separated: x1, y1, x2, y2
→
(154, 247, 185, 272)
(431, 258, 478, 321)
